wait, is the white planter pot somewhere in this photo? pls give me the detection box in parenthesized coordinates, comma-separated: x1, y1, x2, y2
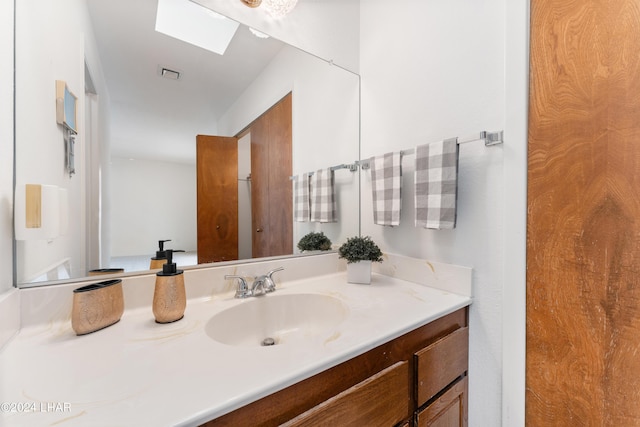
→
(346, 260, 372, 284)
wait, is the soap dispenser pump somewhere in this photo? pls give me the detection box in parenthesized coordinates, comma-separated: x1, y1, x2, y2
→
(150, 240, 184, 269)
(152, 249, 186, 323)
(150, 240, 171, 269)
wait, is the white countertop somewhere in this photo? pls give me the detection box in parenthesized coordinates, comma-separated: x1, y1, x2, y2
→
(0, 271, 470, 427)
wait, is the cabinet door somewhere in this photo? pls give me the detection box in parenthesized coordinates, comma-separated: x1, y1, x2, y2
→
(415, 327, 468, 406)
(281, 361, 410, 427)
(416, 376, 468, 427)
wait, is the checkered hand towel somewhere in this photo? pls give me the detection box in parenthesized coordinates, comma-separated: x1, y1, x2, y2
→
(415, 138, 459, 229)
(293, 174, 311, 222)
(370, 152, 402, 226)
(310, 169, 337, 223)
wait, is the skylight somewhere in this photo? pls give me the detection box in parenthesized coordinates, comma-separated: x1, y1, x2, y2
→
(155, 0, 239, 55)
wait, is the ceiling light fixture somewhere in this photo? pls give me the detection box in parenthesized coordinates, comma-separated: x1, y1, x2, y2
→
(240, 0, 262, 7)
(240, 0, 298, 18)
(263, 0, 298, 17)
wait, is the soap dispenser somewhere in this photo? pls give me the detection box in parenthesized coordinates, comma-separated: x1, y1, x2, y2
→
(152, 249, 186, 323)
(150, 240, 184, 269)
(150, 240, 171, 269)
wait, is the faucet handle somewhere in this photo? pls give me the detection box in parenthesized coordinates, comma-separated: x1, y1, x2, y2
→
(224, 275, 252, 299)
(264, 267, 284, 293)
(267, 267, 284, 277)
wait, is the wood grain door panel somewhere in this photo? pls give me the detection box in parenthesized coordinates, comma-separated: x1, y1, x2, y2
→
(250, 110, 269, 258)
(196, 135, 238, 263)
(266, 93, 292, 256)
(527, 0, 640, 424)
(251, 93, 292, 258)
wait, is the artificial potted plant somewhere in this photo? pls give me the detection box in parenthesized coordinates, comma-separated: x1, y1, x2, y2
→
(297, 232, 333, 252)
(338, 236, 383, 284)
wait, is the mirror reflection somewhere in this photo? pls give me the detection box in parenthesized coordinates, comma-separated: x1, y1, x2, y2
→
(15, 0, 360, 287)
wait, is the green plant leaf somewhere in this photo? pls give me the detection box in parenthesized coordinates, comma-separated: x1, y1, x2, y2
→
(297, 232, 332, 252)
(338, 236, 383, 263)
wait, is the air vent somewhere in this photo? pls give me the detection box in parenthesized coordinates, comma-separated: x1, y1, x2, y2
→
(157, 65, 182, 81)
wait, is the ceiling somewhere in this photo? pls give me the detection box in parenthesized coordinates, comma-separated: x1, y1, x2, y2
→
(86, 0, 285, 164)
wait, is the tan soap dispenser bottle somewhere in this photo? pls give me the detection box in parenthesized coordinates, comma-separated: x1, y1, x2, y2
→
(152, 249, 186, 323)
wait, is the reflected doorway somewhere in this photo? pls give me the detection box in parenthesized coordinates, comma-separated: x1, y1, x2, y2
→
(196, 93, 293, 264)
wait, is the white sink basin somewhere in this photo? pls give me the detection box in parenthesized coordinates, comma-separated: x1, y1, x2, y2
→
(205, 293, 348, 347)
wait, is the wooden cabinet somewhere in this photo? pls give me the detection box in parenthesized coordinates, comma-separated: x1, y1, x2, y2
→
(282, 362, 409, 427)
(415, 376, 468, 427)
(414, 326, 469, 427)
(201, 307, 468, 427)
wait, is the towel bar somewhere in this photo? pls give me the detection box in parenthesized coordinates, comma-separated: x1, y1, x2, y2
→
(357, 130, 503, 170)
(289, 163, 358, 180)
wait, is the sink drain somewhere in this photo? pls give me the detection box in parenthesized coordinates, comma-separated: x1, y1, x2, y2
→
(261, 337, 276, 346)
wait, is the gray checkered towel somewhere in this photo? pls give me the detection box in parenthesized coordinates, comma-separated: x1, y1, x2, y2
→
(370, 152, 402, 226)
(414, 138, 459, 229)
(293, 174, 310, 222)
(310, 169, 337, 223)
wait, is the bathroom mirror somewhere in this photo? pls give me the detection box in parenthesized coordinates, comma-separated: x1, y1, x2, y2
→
(14, 0, 360, 287)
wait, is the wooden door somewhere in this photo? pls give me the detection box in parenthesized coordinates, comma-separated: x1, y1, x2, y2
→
(196, 135, 238, 263)
(251, 93, 293, 258)
(250, 113, 269, 258)
(527, 0, 640, 424)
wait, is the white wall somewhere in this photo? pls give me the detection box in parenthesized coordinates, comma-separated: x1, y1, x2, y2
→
(14, 0, 111, 283)
(503, 1, 529, 425)
(0, 0, 14, 293)
(218, 44, 360, 250)
(15, 0, 83, 282)
(360, 0, 507, 425)
(110, 157, 197, 257)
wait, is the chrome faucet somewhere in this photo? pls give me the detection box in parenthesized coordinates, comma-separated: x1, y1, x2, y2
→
(225, 267, 284, 299)
(250, 267, 284, 296)
(224, 275, 251, 299)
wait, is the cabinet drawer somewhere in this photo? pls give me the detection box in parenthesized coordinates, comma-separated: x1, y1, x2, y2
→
(415, 376, 468, 427)
(415, 327, 468, 406)
(281, 361, 410, 427)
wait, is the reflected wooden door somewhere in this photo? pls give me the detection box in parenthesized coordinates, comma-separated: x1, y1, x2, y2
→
(196, 135, 238, 263)
(251, 93, 293, 258)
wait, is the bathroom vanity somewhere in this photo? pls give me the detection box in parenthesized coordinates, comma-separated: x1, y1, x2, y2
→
(0, 253, 471, 426)
(205, 307, 468, 426)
